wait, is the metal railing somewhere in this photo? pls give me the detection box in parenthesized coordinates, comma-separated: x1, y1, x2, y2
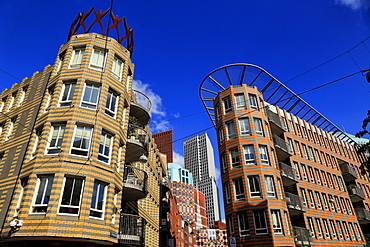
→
(279, 162, 298, 181)
(286, 192, 306, 211)
(131, 90, 152, 113)
(355, 207, 370, 221)
(123, 165, 148, 194)
(127, 124, 149, 150)
(119, 213, 145, 246)
(293, 226, 312, 247)
(273, 134, 293, 154)
(267, 109, 287, 131)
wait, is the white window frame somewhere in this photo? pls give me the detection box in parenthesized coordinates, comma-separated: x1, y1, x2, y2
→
(5, 118, 15, 141)
(315, 192, 322, 209)
(218, 127, 224, 144)
(89, 48, 107, 71)
(30, 127, 42, 159)
(234, 93, 246, 110)
(225, 183, 231, 203)
(271, 210, 282, 234)
(90, 181, 107, 219)
(308, 217, 315, 238)
(243, 145, 255, 165)
(238, 118, 250, 136)
(249, 94, 258, 110)
(14, 178, 28, 216)
(308, 190, 315, 209)
(98, 131, 113, 163)
(111, 56, 124, 80)
(0, 98, 5, 112)
(44, 86, 54, 112)
(105, 90, 118, 118)
(259, 145, 269, 165)
(31, 176, 54, 214)
(221, 153, 228, 172)
(71, 125, 93, 157)
(69, 47, 85, 69)
(59, 82, 76, 107)
(230, 148, 240, 167)
(249, 175, 261, 197)
(253, 210, 268, 235)
(223, 97, 232, 113)
(226, 121, 236, 140)
(81, 83, 100, 109)
(18, 87, 27, 106)
(253, 118, 263, 136)
(323, 219, 331, 239)
(265, 176, 275, 197)
(300, 188, 307, 207)
(308, 166, 315, 183)
(58, 177, 84, 215)
(329, 220, 337, 239)
(46, 124, 66, 155)
(234, 178, 245, 201)
(237, 212, 250, 236)
(322, 193, 329, 211)
(7, 93, 16, 112)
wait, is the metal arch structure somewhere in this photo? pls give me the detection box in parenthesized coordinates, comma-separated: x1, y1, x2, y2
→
(199, 63, 356, 144)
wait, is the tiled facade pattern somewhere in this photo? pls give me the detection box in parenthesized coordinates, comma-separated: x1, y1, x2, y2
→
(152, 130, 173, 163)
(0, 33, 167, 247)
(213, 84, 368, 246)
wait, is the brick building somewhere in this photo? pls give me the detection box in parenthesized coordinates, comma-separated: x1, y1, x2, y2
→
(0, 9, 168, 247)
(153, 130, 173, 163)
(200, 64, 369, 246)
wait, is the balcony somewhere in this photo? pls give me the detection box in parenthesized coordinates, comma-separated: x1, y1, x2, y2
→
(267, 109, 287, 135)
(339, 163, 357, 183)
(273, 134, 293, 160)
(279, 162, 298, 187)
(126, 124, 149, 163)
(286, 192, 306, 216)
(293, 226, 312, 247)
(118, 213, 145, 246)
(130, 90, 151, 126)
(355, 207, 370, 224)
(348, 185, 365, 202)
(122, 165, 148, 201)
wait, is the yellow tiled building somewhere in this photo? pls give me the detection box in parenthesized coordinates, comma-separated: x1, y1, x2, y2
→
(0, 16, 167, 247)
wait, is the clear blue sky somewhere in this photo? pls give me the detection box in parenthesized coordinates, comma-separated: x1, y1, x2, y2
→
(1, 0, 370, 220)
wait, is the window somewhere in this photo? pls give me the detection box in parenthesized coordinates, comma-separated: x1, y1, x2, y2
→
(248, 176, 261, 197)
(0, 98, 5, 112)
(71, 126, 93, 156)
(15, 177, 28, 216)
(234, 178, 245, 200)
(89, 48, 106, 71)
(230, 148, 240, 167)
(18, 86, 27, 106)
(218, 127, 224, 144)
(234, 94, 246, 110)
(226, 121, 236, 140)
(90, 181, 107, 218)
(342, 222, 350, 240)
(30, 127, 42, 159)
(253, 118, 263, 136)
(59, 177, 84, 215)
(294, 141, 301, 156)
(57, 52, 65, 72)
(322, 193, 329, 211)
(300, 188, 308, 207)
(32, 176, 54, 213)
(47, 124, 66, 154)
(315, 192, 322, 209)
(7, 93, 16, 111)
(329, 220, 337, 239)
(348, 222, 356, 241)
(112, 56, 124, 80)
(60, 82, 76, 107)
(228, 216, 234, 234)
(271, 210, 282, 234)
(301, 164, 308, 181)
(308, 217, 315, 238)
(215, 103, 221, 120)
(238, 118, 250, 136)
(237, 212, 250, 236)
(259, 145, 269, 165)
(225, 183, 231, 203)
(243, 145, 255, 165)
(105, 90, 118, 117)
(249, 94, 258, 110)
(323, 219, 330, 239)
(81, 83, 100, 109)
(5, 118, 16, 141)
(45, 86, 55, 112)
(223, 97, 232, 113)
(70, 47, 85, 69)
(0, 122, 4, 140)
(314, 169, 321, 185)
(321, 171, 327, 187)
(253, 210, 268, 235)
(265, 176, 275, 197)
(336, 221, 344, 239)
(308, 190, 315, 208)
(308, 166, 315, 183)
(98, 132, 113, 163)
(301, 144, 308, 159)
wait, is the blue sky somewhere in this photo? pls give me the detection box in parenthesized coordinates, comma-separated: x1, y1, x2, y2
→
(1, 0, 370, 220)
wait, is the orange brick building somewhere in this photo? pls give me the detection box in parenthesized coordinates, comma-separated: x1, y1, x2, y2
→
(200, 64, 369, 246)
(153, 130, 173, 163)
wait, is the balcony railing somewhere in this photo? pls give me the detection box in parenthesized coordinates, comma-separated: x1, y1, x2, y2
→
(293, 226, 312, 247)
(126, 124, 149, 163)
(122, 165, 148, 201)
(119, 213, 145, 246)
(355, 207, 370, 224)
(339, 163, 357, 182)
(130, 90, 151, 126)
(273, 134, 293, 160)
(280, 162, 298, 186)
(286, 192, 306, 215)
(267, 109, 287, 133)
(348, 185, 365, 202)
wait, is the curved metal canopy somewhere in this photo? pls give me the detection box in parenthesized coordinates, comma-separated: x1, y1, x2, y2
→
(199, 63, 356, 144)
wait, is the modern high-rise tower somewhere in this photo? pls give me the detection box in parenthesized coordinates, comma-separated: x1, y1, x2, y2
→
(153, 130, 173, 163)
(183, 133, 221, 228)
